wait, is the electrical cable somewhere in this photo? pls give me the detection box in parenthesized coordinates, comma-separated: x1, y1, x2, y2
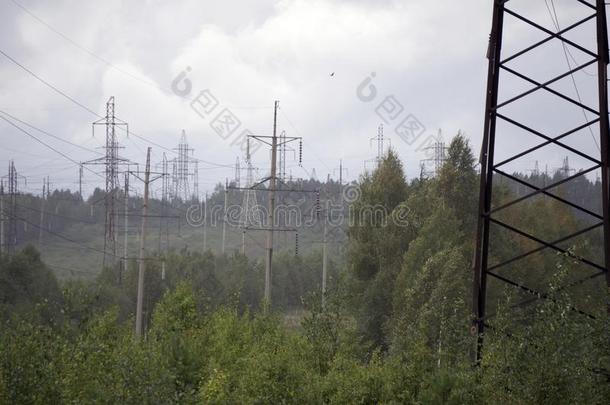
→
(545, 0, 601, 151)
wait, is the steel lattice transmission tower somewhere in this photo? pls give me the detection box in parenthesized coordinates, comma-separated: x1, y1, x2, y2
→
(419, 129, 448, 178)
(83, 96, 129, 267)
(240, 147, 263, 244)
(171, 130, 199, 201)
(1, 161, 24, 255)
(473, 0, 610, 362)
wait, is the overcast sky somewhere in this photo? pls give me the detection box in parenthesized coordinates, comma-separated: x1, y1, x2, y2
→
(0, 0, 605, 198)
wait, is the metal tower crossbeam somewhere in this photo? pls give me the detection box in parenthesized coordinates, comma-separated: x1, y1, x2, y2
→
(473, 0, 610, 362)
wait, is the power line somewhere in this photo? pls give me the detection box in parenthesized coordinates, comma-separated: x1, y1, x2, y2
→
(46, 263, 95, 276)
(545, 0, 601, 151)
(0, 114, 105, 180)
(0, 49, 99, 116)
(1, 209, 117, 259)
(0, 47, 236, 170)
(16, 202, 96, 225)
(0, 109, 103, 156)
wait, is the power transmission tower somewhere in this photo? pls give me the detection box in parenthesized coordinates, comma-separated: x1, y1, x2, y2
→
(82, 96, 130, 267)
(365, 124, 390, 170)
(235, 157, 241, 188)
(239, 145, 263, 254)
(193, 160, 199, 200)
(473, 0, 610, 363)
(559, 156, 576, 177)
(528, 160, 541, 177)
(2, 161, 25, 255)
(171, 130, 198, 201)
(157, 153, 171, 253)
(375, 124, 385, 164)
(7, 162, 17, 255)
(419, 130, 448, 178)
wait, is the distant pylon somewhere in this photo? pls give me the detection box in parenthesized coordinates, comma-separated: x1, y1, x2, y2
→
(333, 159, 348, 185)
(171, 130, 198, 201)
(559, 156, 576, 177)
(279, 130, 287, 183)
(420, 129, 448, 178)
(6, 161, 17, 255)
(365, 124, 391, 169)
(240, 149, 262, 235)
(235, 156, 241, 188)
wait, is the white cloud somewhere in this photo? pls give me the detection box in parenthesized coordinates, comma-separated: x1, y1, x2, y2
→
(2, 0, 599, 195)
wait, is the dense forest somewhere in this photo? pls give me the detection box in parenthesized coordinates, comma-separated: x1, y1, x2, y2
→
(1, 134, 609, 403)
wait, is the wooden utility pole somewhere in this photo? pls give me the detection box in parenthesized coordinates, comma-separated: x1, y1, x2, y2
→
(265, 100, 279, 305)
(135, 148, 151, 337)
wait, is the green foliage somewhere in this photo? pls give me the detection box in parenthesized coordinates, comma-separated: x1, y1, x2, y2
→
(0, 320, 63, 404)
(480, 268, 610, 404)
(346, 149, 414, 347)
(1, 134, 609, 403)
(0, 245, 63, 323)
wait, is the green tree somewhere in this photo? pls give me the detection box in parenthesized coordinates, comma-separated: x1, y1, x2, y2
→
(346, 149, 412, 348)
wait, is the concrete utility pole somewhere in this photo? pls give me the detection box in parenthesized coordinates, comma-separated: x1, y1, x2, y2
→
(122, 171, 129, 284)
(222, 179, 228, 254)
(241, 231, 246, 255)
(135, 148, 151, 338)
(203, 191, 208, 252)
(265, 100, 279, 305)
(78, 164, 83, 197)
(131, 148, 165, 337)
(322, 215, 328, 309)
(238, 100, 306, 308)
(38, 180, 45, 246)
(0, 181, 4, 255)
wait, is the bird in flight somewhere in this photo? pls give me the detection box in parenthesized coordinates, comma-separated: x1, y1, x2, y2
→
(330, 72, 335, 77)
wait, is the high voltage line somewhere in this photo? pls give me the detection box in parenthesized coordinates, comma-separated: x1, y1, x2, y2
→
(0, 114, 105, 180)
(0, 209, 118, 259)
(0, 110, 104, 156)
(0, 47, 238, 170)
